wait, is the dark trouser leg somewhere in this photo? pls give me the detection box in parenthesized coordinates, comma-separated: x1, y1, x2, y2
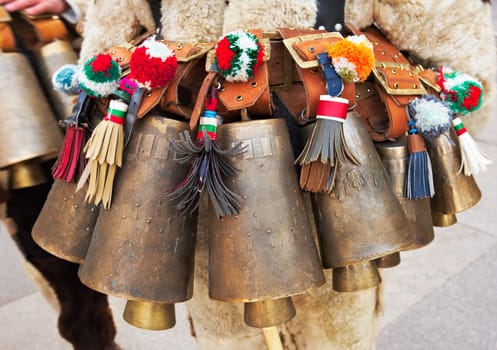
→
(7, 183, 117, 350)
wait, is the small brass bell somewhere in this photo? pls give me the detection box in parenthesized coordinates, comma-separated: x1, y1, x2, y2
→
(375, 137, 435, 253)
(209, 118, 325, 327)
(8, 160, 48, 190)
(79, 115, 198, 330)
(32, 180, 98, 263)
(425, 129, 481, 226)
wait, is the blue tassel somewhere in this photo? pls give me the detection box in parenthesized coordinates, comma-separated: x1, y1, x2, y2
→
(404, 120, 435, 199)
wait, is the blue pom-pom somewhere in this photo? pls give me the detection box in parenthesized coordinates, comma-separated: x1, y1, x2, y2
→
(52, 64, 81, 95)
(407, 94, 453, 139)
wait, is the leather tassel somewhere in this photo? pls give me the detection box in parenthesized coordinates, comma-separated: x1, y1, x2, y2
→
(77, 99, 127, 209)
(52, 92, 93, 182)
(167, 88, 245, 217)
(52, 125, 87, 182)
(296, 95, 358, 193)
(404, 121, 435, 199)
(452, 117, 492, 176)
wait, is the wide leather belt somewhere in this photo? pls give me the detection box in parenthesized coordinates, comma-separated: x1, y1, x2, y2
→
(352, 25, 432, 141)
(0, 6, 16, 51)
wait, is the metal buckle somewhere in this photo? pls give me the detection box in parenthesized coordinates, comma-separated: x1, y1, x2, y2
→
(373, 61, 427, 95)
(282, 32, 343, 69)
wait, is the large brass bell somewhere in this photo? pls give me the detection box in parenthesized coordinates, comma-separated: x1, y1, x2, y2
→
(78, 115, 198, 330)
(308, 112, 416, 291)
(35, 39, 79, 121)
(209, 118, 325, 328)
(375, 137, 435, 267)
(32, 180, 99, 263)
(425, 130, 481, 226)
(0, 51, 63, 171)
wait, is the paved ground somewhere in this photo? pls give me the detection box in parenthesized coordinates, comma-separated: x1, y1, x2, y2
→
(1, 6, 497, 350)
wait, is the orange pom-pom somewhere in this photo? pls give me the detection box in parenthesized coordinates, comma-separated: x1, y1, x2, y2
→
(328, 35, 375, 83)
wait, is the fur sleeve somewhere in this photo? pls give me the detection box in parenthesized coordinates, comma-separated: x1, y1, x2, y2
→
(78, 0, 145, 63)
(223, 0, 317, 33)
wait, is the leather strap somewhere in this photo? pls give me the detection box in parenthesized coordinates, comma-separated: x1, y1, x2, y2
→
(124, 87, 145, 146)
(0, 6, 16, 51)
(352, 25, 427, 141)
(146, 0, 163, 39)
(21, 13, 68, 43)
(316, 52, 343, 96)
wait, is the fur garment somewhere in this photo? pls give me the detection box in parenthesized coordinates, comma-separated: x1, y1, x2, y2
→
(78, 1, 495, 349)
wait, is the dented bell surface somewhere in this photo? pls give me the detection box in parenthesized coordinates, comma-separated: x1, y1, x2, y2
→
(0, 51, 63, 170)
(208, 118, 325, 304)
(375, 137, 435, 251)
(309, 112, 416, 270)
(32, 180, 99, 264)
(425, 129, 481, 217)
(78, 115, 198, 308)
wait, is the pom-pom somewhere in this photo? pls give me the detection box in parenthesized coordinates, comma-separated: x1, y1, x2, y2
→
(52, 64, 81, 95)
(214, 31, 264, 82)
(128, 36, 178, 89)
(78, 53, 121, 98)
(327, 35, 375, 83)
(437, 66, 484, 115)
(407, 94, 453, 139)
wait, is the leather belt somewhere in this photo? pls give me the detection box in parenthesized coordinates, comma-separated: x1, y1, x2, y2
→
(352, 25, 437, 142)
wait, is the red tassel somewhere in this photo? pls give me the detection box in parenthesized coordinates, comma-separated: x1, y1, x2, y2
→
(52, 126, 87, 182)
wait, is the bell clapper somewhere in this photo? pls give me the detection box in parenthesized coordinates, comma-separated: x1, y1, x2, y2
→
(262, 326, 283, 350)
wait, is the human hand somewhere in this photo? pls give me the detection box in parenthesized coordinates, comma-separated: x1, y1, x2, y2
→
(0, 0, 69, 16)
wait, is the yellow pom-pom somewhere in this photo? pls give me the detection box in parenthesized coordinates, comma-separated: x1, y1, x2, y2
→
(328, 35, 375, 83)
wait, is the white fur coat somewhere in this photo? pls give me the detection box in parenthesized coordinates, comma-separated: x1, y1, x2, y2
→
(78, 1, 495, 349)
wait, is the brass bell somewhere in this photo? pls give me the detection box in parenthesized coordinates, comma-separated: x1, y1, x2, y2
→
(0, 51, 63, 170)
(375, 137, 435, 253)
(35, 39, 79, 121)
(374, 253, 401, 269)
(308, 112, 416, 291)
(332, 260, 382, 292)
(431, 212, 457, 227)
(8, 160, 48, 189)
(425, 129, 481, 225)
(78, 115, 198, 330)
(32, 180, 99, 263)
(209, 118, 325, 327)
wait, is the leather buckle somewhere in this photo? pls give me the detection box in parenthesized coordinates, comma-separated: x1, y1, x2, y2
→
(373, 61, 427, 95)
(282, 32, 342, 69)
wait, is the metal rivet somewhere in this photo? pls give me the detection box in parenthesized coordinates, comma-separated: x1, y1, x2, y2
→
(74, 205, 79, 209)
(413, 83, 418, 89)
(219, 86, 226, 92)
(251, 82, 258, 88)
(147, 90, 152, 97)
(63, 197, 68, 201)
(118, 57, 123, 62)
(177, 43, 183, 50)
(408, 72, 414, 77)
(381, 51, 386, 56)
(135, 203, 140, 207)
(391, 69, 397, 74)
(236, 95, 243, 101)
(308, 47, 315, 53)
(110, 49, 116, 54)
(394, 83, 399, 89)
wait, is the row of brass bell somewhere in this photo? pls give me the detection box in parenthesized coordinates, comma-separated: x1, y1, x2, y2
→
(31, 107, 483, 331)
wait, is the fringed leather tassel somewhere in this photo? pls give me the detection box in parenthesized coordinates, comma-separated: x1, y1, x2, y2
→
(296, 95, 358, 193)
(52, 125, 87, 182)
(404, 120, 435, 199)
(167, 88, 245, 217)
(77, 99, 127, 208)
(452, 117, 492, 176)
(52, 93, 93, 182)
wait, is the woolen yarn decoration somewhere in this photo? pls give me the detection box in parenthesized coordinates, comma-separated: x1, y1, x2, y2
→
(327, 35, 375, 83)
(214, 30, 264, 82)
(128, 36, 178, 89)
(78, 53, 121, 98)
